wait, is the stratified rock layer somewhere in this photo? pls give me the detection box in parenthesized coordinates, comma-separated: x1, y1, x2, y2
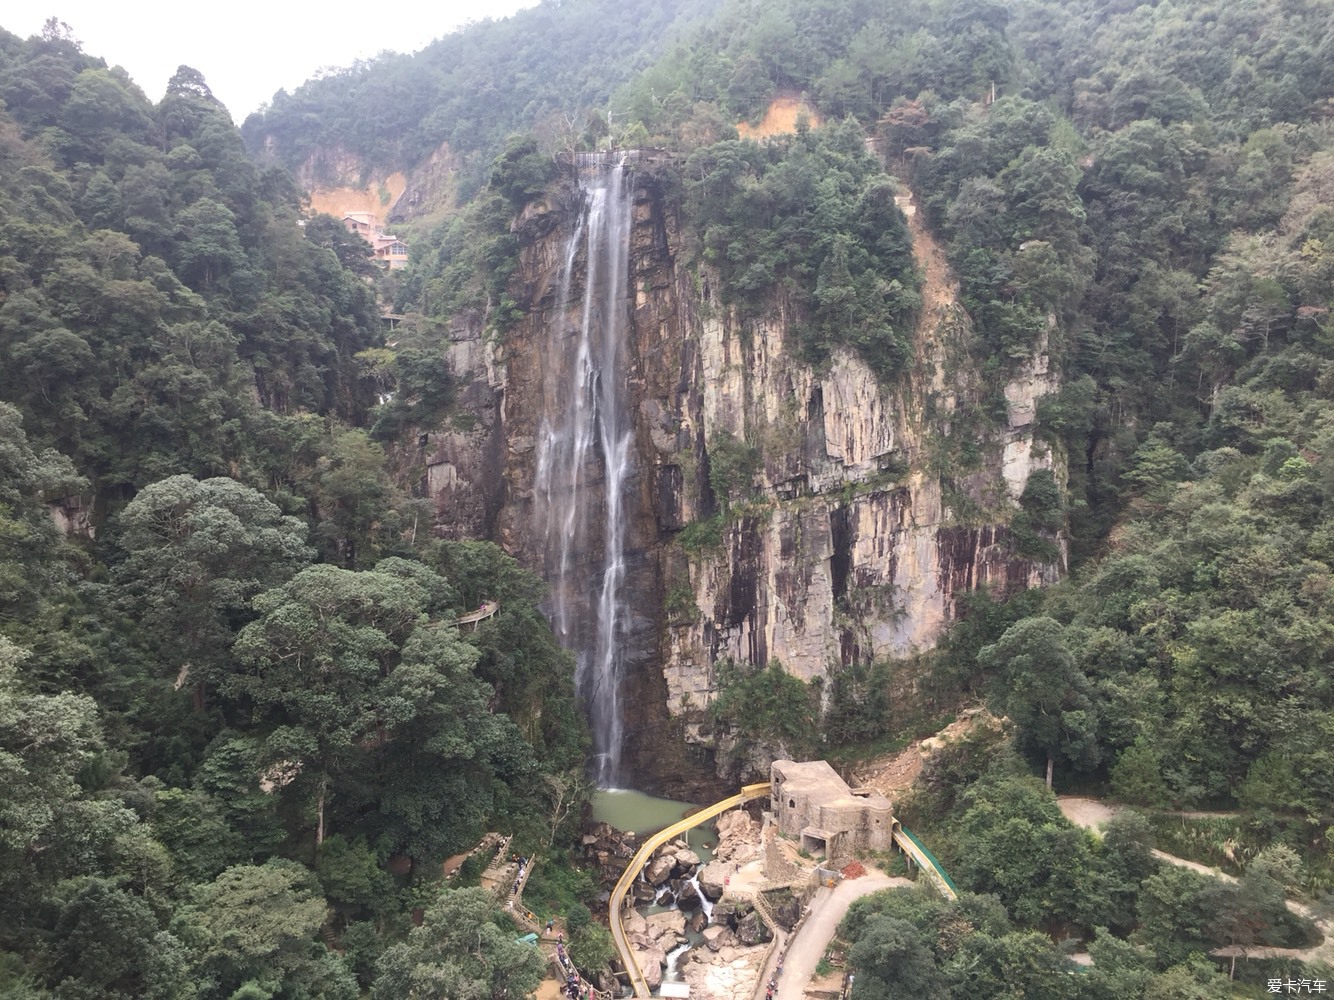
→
(416, 167, 1065, 793)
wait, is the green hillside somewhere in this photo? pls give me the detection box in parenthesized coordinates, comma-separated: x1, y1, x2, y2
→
(241, 0, 724, 194)
(0, 1, 1333, 997)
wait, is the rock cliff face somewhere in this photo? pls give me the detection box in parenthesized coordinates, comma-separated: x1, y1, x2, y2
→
(291, 141, 460, 227)
(417, 166, 1064, 794)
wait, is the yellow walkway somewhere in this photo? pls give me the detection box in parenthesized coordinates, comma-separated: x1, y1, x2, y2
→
(891, 827, 957, 901)
(609, 782, 772, 997)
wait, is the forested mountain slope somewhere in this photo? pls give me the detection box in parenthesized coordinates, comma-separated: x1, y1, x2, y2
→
(2, 0, 1334, 997)
(253, 0, 1334, 993)
(241, 0, 724, 196)
(0, 24, 586, 1000)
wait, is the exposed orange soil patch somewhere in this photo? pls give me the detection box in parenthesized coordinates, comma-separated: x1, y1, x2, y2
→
(852, 709, 1006, 799)
(736, 95, 822, 139)
(307, 171, 407, 219)
(895, 187, 957, 317)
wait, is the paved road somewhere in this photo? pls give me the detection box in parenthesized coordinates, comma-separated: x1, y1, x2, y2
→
(775, 875, 910, 1000)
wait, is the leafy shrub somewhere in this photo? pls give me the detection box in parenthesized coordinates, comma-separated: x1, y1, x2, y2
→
(707, 431, 761, 507)
(521, 851, 597, 918)
(568, 923, 616, 974)
(711, 660, 819, 755)
(565, 902, 592, 935)
(664, 582, 699, 624)
(678, 514, 726, 553)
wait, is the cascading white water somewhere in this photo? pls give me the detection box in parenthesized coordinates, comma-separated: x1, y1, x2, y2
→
(535, 152, 636, 787)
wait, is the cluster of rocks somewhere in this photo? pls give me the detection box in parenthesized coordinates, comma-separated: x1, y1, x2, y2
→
(637, 839, 706, 909)
(626, 899, 770, 990)
(626, 811, 773, 991)
(678, 901, 770, 1000)
(580, 821, 638, 887)
(624, 909, 687, 991)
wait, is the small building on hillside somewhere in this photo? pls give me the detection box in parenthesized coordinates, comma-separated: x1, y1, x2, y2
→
(342, 212, 380, 238)
(341, 212, 409, 269)
(372, 237, 410, 269)
(770, 759, 894, 860)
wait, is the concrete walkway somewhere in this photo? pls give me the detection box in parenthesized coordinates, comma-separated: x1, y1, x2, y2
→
(774, 875, 909, 1000)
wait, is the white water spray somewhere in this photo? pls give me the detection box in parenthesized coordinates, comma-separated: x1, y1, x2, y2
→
(535, 153, 635, 787)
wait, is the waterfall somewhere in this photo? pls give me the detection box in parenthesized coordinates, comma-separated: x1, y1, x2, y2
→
(687, 873, 714, 922)
(535, 152, 636, 787)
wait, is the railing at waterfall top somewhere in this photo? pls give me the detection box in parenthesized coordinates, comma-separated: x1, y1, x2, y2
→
(609, 782, 772, 998)
(893, 826, 958, 900)
(564, 147, 683, 171)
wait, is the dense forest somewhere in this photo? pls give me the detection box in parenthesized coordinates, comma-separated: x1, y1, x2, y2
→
(240, 0, 725, 195)
(0, 21, 586, 1000)
(3, 0, 1334, 996)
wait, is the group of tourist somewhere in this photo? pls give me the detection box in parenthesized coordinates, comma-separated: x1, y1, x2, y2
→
(554, 938, 593, 999)
(764, 950, 787, 1000)
(509, 855, 529, 897)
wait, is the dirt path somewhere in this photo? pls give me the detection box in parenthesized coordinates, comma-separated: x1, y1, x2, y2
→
(853, 711, 1004, 801)
(1058, 796, 1242, 879)
(1055, 796, 1121, 832)
(1057, 797, 1333, 966)
(774, 875, 910, 1000)
(896, 189, 957, 318)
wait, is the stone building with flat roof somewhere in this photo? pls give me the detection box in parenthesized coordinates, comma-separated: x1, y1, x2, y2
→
(770, 759, 895, 860)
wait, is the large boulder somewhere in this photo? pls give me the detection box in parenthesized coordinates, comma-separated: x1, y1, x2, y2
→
(702, 925, 733, 952)
(736, 910, 765, 946)
(672, 848, 702, 874)
(624, 909, 647, 941)
(688, 909, 708, 933)
(698, 861, 730, 900)
(676, 880, 702, 911)
(711, 899, 740, 923)
(714, 812, 757, 860)
(639, 946, 665, 991)
(646, 855, 676, 886)
(645, 910, 687, 944)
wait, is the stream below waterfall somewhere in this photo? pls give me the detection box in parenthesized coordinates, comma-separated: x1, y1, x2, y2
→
(590, 789, 721, 990)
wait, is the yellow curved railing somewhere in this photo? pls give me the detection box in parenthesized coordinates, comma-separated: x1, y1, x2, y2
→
(609, 782, 771, 997)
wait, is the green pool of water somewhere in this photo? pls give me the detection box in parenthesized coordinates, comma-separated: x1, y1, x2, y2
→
(590, 788, 717, 859)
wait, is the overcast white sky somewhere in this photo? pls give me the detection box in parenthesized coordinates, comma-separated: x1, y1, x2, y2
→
(4, 1, 538, 121)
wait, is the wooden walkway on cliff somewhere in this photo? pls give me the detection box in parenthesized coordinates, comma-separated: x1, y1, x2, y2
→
(454, 601, 499, 630)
